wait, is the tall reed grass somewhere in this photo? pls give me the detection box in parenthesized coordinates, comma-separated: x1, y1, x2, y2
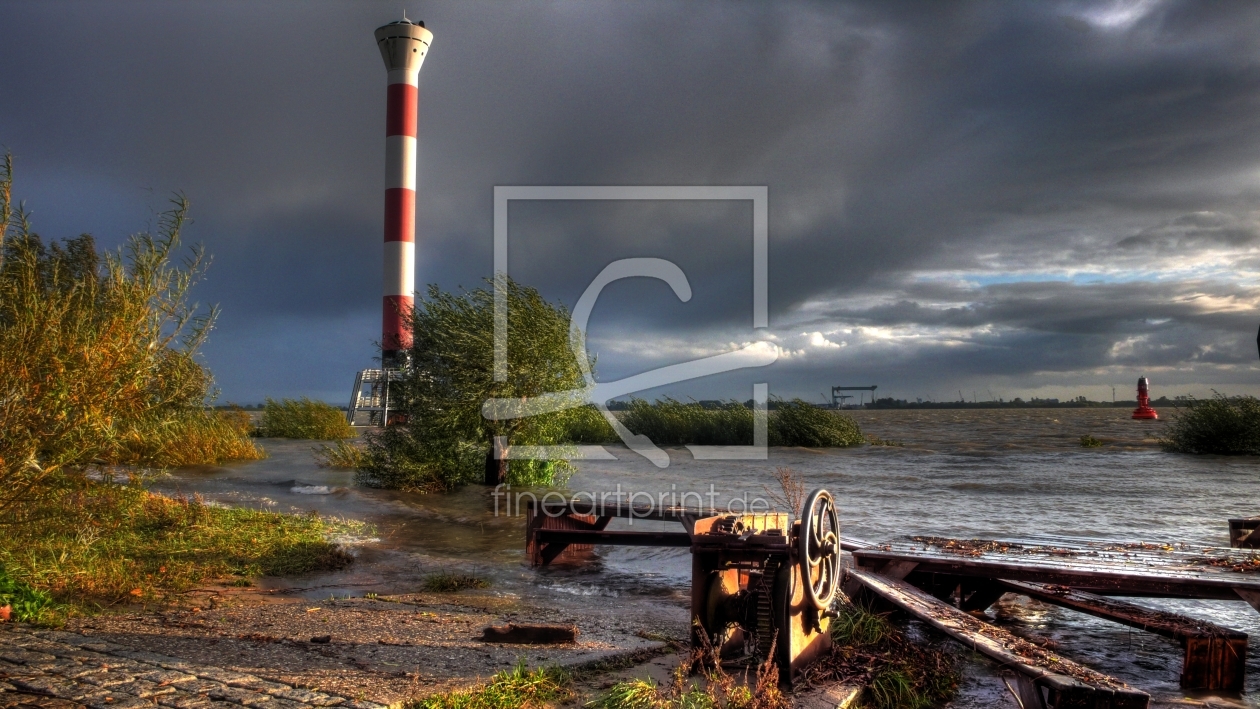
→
(615, 398, 864, 447)
(314, 439, 365, 468)
(0, 154, 331, 621)
(0, 153, 261, 520)
(260, 397, 355, 439)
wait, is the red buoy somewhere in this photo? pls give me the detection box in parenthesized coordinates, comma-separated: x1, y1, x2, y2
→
(1132, 376, 1158, 420)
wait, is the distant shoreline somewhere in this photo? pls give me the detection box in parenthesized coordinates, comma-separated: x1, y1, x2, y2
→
(856, 400, 1172, 410)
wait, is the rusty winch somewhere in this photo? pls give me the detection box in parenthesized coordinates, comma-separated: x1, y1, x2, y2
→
(690, 489, 840, 683)
(524, 487, 841, 685)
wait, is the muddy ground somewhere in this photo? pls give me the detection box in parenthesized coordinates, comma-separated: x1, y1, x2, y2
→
(57, 584, 687, 705)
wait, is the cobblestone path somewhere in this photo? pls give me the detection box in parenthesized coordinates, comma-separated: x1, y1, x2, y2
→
(0, 626, 389, 709)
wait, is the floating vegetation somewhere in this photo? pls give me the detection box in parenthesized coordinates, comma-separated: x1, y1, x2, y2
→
(1079, 434, 1103, 448)
(909, 537, 1079, 558)
(1191, 554, 1260, 574)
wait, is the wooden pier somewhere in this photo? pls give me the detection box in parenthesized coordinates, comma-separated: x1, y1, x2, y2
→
(525, 498, 1260, 703)
(848, 568, 1150, 709)
(847, 536, 1260, 699)
(999, 580, 1247, 691)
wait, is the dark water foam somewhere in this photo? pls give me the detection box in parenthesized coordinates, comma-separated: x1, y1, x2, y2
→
(151, 410, 1260, 707)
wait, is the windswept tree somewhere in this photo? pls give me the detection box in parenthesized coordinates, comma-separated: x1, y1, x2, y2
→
(357, 277, 608, 491)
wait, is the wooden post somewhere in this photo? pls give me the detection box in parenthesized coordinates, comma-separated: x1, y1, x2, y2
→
(483, 447, 507, 486)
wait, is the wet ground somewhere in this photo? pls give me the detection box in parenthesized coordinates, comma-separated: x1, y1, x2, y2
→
(143, 408, 1260, 707)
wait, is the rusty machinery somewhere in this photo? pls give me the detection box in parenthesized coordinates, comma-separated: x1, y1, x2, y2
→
(525, 488, 841, 685)
(691, 489, 840, 685)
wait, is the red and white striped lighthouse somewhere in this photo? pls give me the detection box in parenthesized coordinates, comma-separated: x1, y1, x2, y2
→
(374, 17, 432, 366)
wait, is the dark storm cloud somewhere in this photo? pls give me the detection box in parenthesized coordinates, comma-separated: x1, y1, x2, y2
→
(3, 0, 1260, 400)
(815, 279, 1258, 336)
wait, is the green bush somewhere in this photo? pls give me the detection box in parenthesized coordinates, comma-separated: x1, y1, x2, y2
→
(359, 278, 592, 491)
(259, 397, 354, 439)
(1160, 393, 1260, 455)
(620, 398, 753, 445)
(559, 404, 618, 444)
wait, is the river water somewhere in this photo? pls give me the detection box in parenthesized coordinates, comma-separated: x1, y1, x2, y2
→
(151, 408, 1260, 707)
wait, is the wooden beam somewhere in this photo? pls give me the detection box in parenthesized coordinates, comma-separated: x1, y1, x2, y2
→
(1236, 588, 1260, 613)
(848, 569, 1148, 709)
(1002, 581, 1247, 691)
(534, 529, 693, 547)
(853, 548, 1260, 600)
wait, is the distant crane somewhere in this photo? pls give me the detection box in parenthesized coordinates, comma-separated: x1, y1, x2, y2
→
(831, 385, 877, 408)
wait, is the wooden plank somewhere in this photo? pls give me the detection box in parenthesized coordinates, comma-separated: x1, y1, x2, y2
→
(1001, 581, 1247, 691)
(1237, 588, 1260, 613)
(848, 569, 1149, 709)
(539, 499, 719, 523)
(853, 548, 1260, 600)
(527, 502, 614, 566)
(534, 529, 693, 547)
(1000, 581, 1244, 642)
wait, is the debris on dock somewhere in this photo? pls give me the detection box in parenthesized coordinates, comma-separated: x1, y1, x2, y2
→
(480, 623, 579, 645)
(848, 568, 1149, 708)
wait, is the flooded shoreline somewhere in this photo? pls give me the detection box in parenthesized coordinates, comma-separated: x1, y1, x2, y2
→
(149, 408, 1260, 707)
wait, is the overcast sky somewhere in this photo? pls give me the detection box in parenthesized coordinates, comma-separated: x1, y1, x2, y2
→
(4, 0, 1260, 405)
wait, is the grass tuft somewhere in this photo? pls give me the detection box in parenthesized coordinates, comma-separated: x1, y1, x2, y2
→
(408, 661, 572, 709)
(590, 627, 786, 709)
(260, 398, 355, 440)
(0, 563, 60, 625)
(586, 678, 662, 709)
(1160, 393, 1260, 454)
(817, 600, 958, 709)
(422, 573, 491, 593)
